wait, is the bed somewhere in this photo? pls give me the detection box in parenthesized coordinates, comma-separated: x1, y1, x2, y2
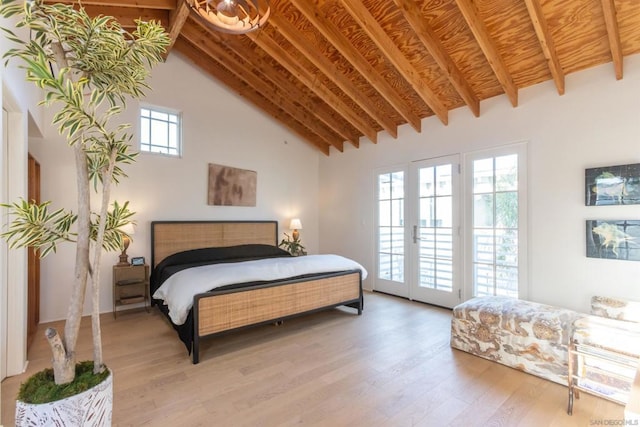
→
(150, 220, 365, 364)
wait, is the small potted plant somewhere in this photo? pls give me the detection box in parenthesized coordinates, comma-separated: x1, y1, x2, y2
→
(279, 233, 307, 256)
(0, 1, 168, 425)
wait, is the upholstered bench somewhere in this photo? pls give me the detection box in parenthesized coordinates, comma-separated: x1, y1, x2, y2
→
(450, 296, 584, 385)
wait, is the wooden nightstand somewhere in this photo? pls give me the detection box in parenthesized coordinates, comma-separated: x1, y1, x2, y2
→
(113, 264, 149, 318)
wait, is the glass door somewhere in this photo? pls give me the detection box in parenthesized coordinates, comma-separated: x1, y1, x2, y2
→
(374, 168, 408, 297)
(409, 156, 461, 307)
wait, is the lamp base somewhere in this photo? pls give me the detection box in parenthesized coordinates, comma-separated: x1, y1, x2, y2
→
(117, 252, 129, 266)
(292, 230, 299, 241)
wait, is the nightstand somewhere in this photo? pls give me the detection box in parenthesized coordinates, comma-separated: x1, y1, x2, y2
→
(113, 264, 149, 318)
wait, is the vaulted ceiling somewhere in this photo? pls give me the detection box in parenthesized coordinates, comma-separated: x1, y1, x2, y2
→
(45, 0, 640, 155)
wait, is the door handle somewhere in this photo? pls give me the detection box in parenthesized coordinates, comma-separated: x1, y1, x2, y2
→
(413, 225, 417, 244)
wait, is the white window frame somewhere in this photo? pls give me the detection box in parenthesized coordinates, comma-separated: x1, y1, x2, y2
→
(140, 104, 182, 157)
(463, 142, 528, 300)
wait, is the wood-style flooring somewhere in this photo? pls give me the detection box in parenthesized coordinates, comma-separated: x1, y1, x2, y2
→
(2, 292, 625, 426)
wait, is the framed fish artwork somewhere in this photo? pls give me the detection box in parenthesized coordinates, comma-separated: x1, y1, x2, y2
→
(586, 220, 640, 261)
(585, 163, 640, 206)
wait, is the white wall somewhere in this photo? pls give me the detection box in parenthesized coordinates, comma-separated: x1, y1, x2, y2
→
(319, 54, 640, 314)
(1, 13, 46, 378)
(29, 52, 321, 322)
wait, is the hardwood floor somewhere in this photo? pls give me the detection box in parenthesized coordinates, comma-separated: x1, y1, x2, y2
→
(2, 292, 625, 426)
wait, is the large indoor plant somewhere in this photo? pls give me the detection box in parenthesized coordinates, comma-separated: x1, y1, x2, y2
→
(0, 0, 168, 421)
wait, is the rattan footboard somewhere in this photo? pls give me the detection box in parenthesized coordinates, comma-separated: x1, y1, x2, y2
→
(192, 269, 363, 363)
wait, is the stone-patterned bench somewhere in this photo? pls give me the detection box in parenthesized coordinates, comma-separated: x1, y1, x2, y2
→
(451, 295, 640, 389)
(450, 296, 583, 385)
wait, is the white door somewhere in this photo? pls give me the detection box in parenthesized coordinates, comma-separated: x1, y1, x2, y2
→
(374, 167, 409, 297)
(409, 156, 461, 308)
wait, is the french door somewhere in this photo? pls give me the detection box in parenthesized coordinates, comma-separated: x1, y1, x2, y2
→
(375, 155, 461, 308)
(409, 156, 461, 307)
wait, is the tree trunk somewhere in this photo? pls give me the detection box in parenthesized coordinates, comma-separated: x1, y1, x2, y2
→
(45, 327, 75, 384)
(90, 147, 118, 374)
(55, 140, 92, 385)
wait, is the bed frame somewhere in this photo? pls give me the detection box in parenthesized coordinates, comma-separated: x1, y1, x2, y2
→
(150, 220, 363, 363)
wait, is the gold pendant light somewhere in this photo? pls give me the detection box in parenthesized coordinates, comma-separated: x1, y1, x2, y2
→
(190, 0, 271, 35)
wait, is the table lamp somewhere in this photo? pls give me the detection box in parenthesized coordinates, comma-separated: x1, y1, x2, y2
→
(118, 223, 135, 266)
(290, 218, 302, 241)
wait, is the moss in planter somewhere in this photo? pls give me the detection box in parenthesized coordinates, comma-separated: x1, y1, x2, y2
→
(18, 361, 110, 404)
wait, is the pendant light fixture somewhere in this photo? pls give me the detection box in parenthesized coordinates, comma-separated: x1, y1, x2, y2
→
(190, 0, 271, 35)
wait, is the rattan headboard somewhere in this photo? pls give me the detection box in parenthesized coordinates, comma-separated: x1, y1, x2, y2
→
(150, 221, 278, 268)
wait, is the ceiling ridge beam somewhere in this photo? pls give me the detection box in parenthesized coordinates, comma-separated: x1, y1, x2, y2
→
(175, 38, 331, 156)
(599, 0, 623, 80)
(393, 0, 480, 118)
(164, 0, 191, 59)
(269, 13, 397, 140)
(180, 26, 345, 151)
(290, 0, 422, 133)
(337, 0, 448, 125)
(248, 30, 374, 146)
(454, 0, 518, 107)
(524, 0, 565, 95)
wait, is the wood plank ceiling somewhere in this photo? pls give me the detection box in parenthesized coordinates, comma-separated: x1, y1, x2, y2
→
(46, 0, 640, 155)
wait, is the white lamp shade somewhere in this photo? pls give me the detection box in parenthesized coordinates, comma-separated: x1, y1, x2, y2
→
(289, 219, 302, 230)
(120, 223, 135, 236)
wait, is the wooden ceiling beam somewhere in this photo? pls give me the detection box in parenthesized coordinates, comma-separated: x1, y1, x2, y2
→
(393, 0, 480, 118)
(290, 0, 422, 133)
(338, 0, 448, 125)
(247, 30, 372, 146)
(175, 38, 331, 156)
(454, 0, 518, 107)
(599, 0, 624, 80)
(197, 26, 359, 148)
(269, 14, 397, 140)
(180, 25, 345, 151)
(524, 0, 565, 95)
(164, 0, 191, 57)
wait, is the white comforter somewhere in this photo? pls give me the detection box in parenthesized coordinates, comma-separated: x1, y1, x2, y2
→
(153, 254, 368, 325)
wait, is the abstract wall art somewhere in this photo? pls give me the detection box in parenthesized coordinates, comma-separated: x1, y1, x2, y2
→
(207, 163, 257, 207)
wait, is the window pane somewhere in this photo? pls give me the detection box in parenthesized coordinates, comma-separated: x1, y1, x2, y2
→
(391, 200, 403, 227)
(474, 229, 494, 263)
(419, 258, 435, 288)
(474, 194, 494, 228)
(378, 173, 390, 200)
(420, 227, 435, 258)
(140, 117, 150, 144)
(379, 253, 391, 280)
(436, 228, 453, 260)
(495, 265, 518, 297)
(495, 229, 518, 267)
(496, 155, 518, 191)
(379, 200, 390, 227)
(473, 158, 494, 193)
(391, 172, 404, 199)
(496, 191, 518, 228)
(420, 197, 434, 227)
(391, 227, 404, 254)
(420, 167, 434, 197)
(435, 259, 453, 291)
(151, 110, 168, 121)
(436, 196, 452, 227)
(474, 263, 494, 297)
(379, 227, 391, 252)
(436, 164, 452, 196)
(391, 255, 404, 282)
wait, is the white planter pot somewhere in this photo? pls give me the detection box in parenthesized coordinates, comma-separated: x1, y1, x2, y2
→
(15, 369, 113, 427)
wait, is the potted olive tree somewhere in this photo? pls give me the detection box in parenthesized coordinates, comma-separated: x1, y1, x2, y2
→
(0, 1, 168, 424)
